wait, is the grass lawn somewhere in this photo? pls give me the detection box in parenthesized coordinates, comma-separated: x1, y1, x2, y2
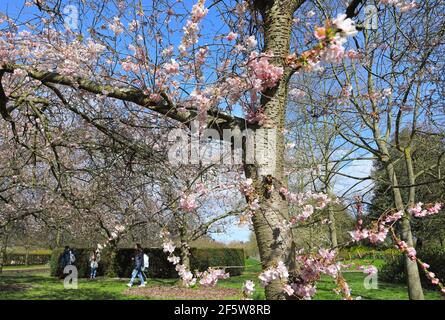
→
(0, 258, 442, 300)
(3, 264, 50, 271)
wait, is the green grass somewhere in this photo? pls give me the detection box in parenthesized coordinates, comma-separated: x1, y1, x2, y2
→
(2, 264, 50, 271)
(0, 258, 442, 300)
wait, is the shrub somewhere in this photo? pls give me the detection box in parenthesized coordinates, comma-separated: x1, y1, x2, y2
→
(379, 248, 445, 288)
(190, 248, 245, 276)
(339, 245, 399, 260)
(4, 253, 51, 266)
(51, 247, 245, 278)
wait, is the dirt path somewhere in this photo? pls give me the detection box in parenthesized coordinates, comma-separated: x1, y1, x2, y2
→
(124, 285, 240, 299)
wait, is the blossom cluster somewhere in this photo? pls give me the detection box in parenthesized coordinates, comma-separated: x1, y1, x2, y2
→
(278, 188, 333, 227)
(242, 280, 255, 299)
(258, 261, 289, 287)
(179, 0, 209, 55)
(1, 28, 106, 80)
(160, 230, 229, 287)
(179, 193, 198, 213)
(348, 210, 403, 243)
(396, 241, 417, 261)
(96, 224, 126, 254)
(247, 52, 284, 91)
(197, 268, 230, 286)
(257, 249, 353, 300)
(379, 0, 418, 12)
(407, 202, 442, 218)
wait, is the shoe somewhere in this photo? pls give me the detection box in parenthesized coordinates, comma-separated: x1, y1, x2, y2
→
(139, 283, 146, 287)
(127, 283, 132, 287)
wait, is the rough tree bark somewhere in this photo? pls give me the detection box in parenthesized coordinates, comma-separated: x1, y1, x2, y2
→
(243, 0, 303, 300)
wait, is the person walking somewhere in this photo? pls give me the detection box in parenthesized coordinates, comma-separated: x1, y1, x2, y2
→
(61, 246, 75, 269)
(127, 243, 145, 288)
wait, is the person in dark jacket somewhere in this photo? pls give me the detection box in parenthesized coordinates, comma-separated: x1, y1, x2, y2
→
(61, 246, 72, 269)
(127, 243, 145, 288)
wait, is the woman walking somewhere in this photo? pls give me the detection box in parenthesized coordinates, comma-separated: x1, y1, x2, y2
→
(127, 243, 145, 288)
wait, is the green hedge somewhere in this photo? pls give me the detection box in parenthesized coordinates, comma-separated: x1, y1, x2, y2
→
(339, 245, 400, 260)
(4, 253, 51, 266)
(51, 247, 245, 279)
(380, 248, 445, 288)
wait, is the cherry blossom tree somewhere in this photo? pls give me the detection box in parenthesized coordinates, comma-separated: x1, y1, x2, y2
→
(2, 0, 442, 300)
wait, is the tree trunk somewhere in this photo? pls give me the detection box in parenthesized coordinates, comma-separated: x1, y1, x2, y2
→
(179, 221, 191, 271)
(55, 229, 61, 248)
(327, 204, 338, 248)
(0, 227, 11, 274)
(25, 246, 30, 266)
(104, 240, 119, 277)
(245, 1, 298, 300)
(0, 242, 4, 274)
(385, 160, 424, 300)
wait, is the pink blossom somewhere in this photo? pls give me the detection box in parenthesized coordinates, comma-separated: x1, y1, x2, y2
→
(408, 202, 442, 217)
(109, 17, 124, 35)
(385, 210, 403, 223)
(289, 88, 306, 99)
(226, 32, 238, 41)
(245, 108, 267, 125)
(179, 193, 198, 212)
(245, 36, 257, 49)
(247, 52, 284, 91)
(243, 280, 255, 296)
(420, 263, 430, 269)
(319, 248, 336, 262)
(163, 240, 175, 253)
(248, 198, 260, 211)
(314, 27, 326, 40)
(283, 284, 295, 296)
(400, 1, 417, 12)
(347, 49, 361, 60)
(199, 268, 229, 286)
(167, 255, 180, 265)
(368, 225, 389, 244)
(163, 59, 180, 74)
(294, 284, 316, 300)
(349, 228, 369, 241)
(258, 261, 289, 287)
(332, 14, 358, 37)
(321, 42, 345, 63)
(359, 265, 378, 275)
(191, 0, 209, 22)
(406, 247, 417, 261)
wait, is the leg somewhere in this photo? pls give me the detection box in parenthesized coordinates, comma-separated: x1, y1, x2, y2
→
(137, 270, 145, 285)
(129, 269, 138, 285)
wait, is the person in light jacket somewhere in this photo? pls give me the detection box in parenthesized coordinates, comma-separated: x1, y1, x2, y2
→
(89, 251, 99, 279)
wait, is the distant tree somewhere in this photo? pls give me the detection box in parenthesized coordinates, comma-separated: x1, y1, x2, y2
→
(369, 129, 445, 248)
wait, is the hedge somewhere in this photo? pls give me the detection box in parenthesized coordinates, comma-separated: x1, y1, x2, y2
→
(339, 245, 400, 260)
(51, 247, 245, 279)
(380, 248, 445, 288)
(3, 253, 51, 266)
